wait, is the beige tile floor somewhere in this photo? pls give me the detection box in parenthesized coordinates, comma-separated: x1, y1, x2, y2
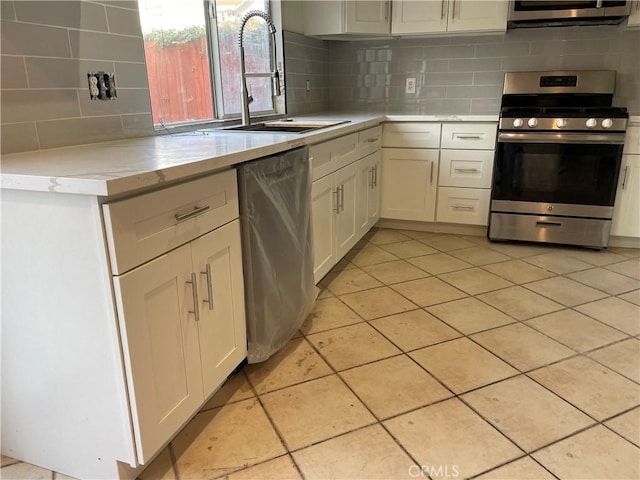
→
(2, 230, 639, 480)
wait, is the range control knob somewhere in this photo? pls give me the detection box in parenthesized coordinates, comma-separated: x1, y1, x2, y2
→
(513, 118, 524, 128)
(602, 118, 613, 129)
(556, 118, 567, 129)
(527, 117, 538, 128)
(586, 118, 598, 129)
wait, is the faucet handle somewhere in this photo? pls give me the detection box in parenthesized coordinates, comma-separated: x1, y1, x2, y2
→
(247, 84, 254, 104)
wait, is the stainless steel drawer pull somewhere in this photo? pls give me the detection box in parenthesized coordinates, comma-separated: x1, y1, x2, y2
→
(339, 185, 345, 212)
(452, 204, 475, 210)
(333, 189, 340, 213)
(186, 273, 200, 321)
(455, 135, 483, 140)
(454, 167, 480, 173)
(374, 164, 378, 187)
(201, 264, 214, 310)
(430, 162, 434, 183)
(536, 221, 563, 228)
(366, 137, 378, 143)
(175, 205, 210, 222)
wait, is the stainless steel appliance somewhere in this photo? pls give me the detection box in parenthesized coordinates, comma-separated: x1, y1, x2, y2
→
(489, 70, 628, 249)
(508, 0, 631, 27)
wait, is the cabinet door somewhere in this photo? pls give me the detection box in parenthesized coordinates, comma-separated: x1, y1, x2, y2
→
(113, 245, 203, 464)
(335, 161, 360, 258)
(391, 0, 448, 34)
(381, 148, 439, 222)
(611, 154, 640, 238)
(191, 220, 247, 398)
(367, 150, 381, 229)
(447, 0, 508, 33)
(345, 0, 391, 34)
(312, 174, 337, 283)
(357, 157, 373, 237)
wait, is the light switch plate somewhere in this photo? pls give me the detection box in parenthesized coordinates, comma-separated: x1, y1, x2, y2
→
(405, 77, 416, 94)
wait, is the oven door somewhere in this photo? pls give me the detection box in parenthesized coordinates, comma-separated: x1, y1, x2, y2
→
(492, 131, 625, 218)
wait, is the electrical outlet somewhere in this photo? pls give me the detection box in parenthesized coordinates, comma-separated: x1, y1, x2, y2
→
(306, 80, 310, 92)
(405, 77, 416, 94)
(87, 72, 117, 101)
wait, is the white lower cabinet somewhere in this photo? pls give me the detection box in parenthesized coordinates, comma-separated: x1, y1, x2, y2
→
(358, 150, 381, 237)
(381, 147, 439, 221)
(113, 220, 246, 465)
(436, 187, 491, 225)
(611, 154, 640, 237)
(311, 161, 359, 283)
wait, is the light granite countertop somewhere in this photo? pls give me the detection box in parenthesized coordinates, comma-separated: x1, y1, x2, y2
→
(0, 113, 500, 197)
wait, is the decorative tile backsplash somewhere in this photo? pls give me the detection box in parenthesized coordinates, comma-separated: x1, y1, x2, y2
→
(326, 25, 640, 115)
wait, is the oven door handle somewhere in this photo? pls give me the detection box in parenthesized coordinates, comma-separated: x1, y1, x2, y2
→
(498, 132, 626, 145)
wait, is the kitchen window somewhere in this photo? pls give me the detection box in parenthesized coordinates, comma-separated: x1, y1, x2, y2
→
(138, 0, 273, 127)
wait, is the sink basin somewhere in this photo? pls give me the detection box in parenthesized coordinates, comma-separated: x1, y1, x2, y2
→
(223, 119, 350, 133)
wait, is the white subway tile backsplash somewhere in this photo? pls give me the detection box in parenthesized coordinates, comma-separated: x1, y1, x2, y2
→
(0, 122, 39, 154)
(91, 1, 138, 10)
(78, 88, 151, 116)
(446, 85, 501, 99)
(14, 1, 108, 31)
(449, 58, 501, 72)
(36, 115, 124, 149)
(1, 1, 16, 20)
(25, 58, 115, 88)
(106, 5, 142, 36)
(69, 29, 145, 61)
(1, 55, 28, 88)
(122, 113, 153, 138)
(0, 20, 72, 56)
(1, 89, 81, 123)
(114, 62, 149, 88)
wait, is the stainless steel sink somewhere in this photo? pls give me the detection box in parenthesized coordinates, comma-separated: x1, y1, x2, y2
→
(223, 119, 350, 133)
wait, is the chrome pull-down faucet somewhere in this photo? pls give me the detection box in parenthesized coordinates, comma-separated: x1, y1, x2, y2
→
(238, 10, 280, 127)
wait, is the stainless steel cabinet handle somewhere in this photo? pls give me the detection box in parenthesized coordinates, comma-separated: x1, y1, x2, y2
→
(455, 135, 482, 140)
(441, 0, 446, 19)
(451, 0, 456, 18)
(430, 161, 434, 183)
(452, 204, 475, 210)
(201, 264, 214, 310)
(366, 137, 378, 143)
(175, 205, 210, 222)
(186, 273, 200, 321)
(621, 165, 629, 189)
(368, 167, 374, 188)
(454, 167, 479, 173)
(384, 0, 389, 20)
(339, 185, 345, 212)
(333, 189, 340, 213)
(374, 164, 378, 187)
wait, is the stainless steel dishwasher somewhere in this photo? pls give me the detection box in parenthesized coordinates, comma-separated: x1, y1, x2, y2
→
(238, 146, 316, 363)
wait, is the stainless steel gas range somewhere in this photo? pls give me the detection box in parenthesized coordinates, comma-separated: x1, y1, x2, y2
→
(488, 70, 629, 249)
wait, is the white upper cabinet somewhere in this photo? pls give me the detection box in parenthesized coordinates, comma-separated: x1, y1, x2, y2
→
(392, 0, 507, 35)
(304, 0, 390, 36)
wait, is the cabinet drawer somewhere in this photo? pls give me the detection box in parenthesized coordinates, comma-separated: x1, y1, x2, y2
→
(383, 122, 441, 149)
(441, 123, 497, 150)
(624, 125, 640, 155)
(436, 187, 491, 226)
(358, 126, 382, 157)
(310, 133, 359, 181)
(439, 149, 494, 188)
(103, 169, 239, 274)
